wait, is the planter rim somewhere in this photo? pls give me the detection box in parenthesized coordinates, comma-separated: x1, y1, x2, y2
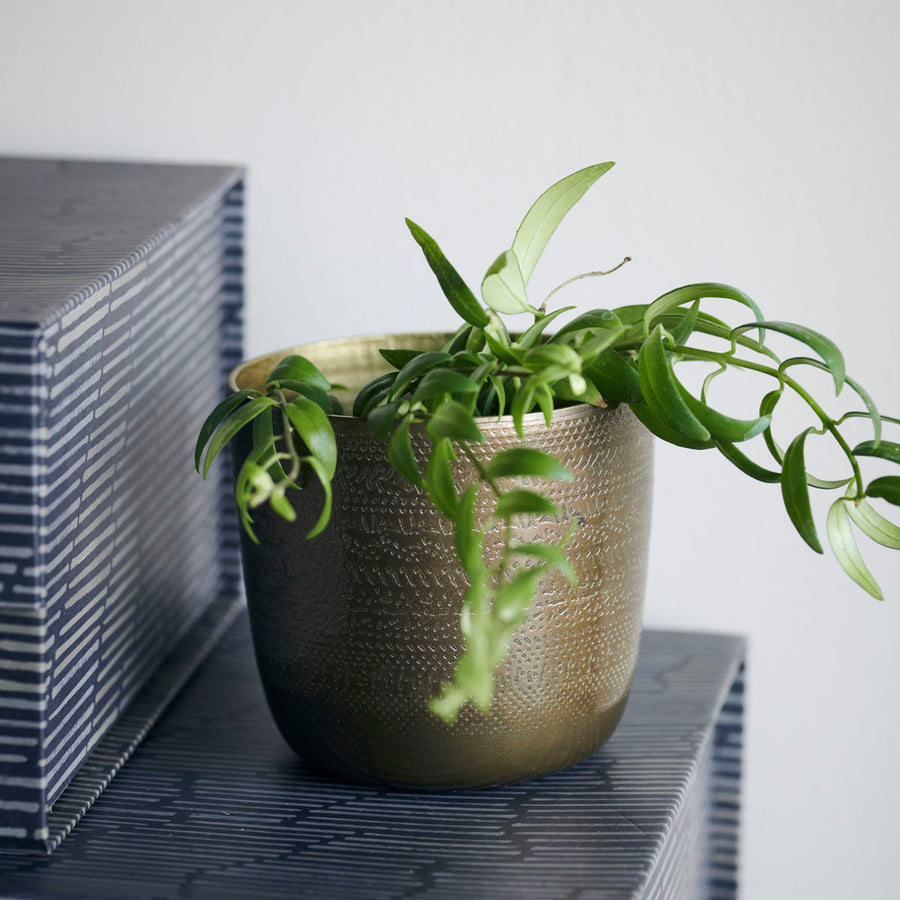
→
(227, 331, 612, 427)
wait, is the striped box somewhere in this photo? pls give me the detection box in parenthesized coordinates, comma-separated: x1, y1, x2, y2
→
(0, 158, 245, 850)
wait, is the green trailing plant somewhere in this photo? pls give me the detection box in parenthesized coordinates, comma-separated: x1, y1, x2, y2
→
(196, 163, 899, 723)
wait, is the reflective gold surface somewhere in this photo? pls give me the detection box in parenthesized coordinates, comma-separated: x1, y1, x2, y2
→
(230, 334, 654, 788)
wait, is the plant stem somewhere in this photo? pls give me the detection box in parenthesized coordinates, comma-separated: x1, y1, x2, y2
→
(540, 256, 632, 311)
(676, 344, 865, 494)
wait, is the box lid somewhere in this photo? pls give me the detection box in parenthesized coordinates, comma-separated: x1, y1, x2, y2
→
(0, 158, 243, 328)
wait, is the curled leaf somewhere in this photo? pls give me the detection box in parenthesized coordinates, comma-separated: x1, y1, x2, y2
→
(202, 395, 276, 478)
(285, 397, 338, 479)
(353, 372, 396, 418)
(390, 351, 454, 399)
(303, 456, 334, 539)
(846, 496, 900, 549)
(679, 385, 770, 443)
(781, 428, 824, 553)
(644, 283, 765, 342)
(481, 249, 532, 315)
(195, 388, 256, 471)
(636, 326, 711, 443)
(426, 400, 484, 444)
(387, 416, 424, 488)
(826, 499, 883, 599)
(424, 437, 460, 518)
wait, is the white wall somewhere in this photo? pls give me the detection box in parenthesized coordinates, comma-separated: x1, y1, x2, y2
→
(2, 1, 897, 895)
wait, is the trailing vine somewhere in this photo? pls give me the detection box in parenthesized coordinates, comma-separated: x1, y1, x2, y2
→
(196, 163, 899, 723)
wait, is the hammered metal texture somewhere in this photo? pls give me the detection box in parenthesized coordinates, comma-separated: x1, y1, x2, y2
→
(230, 334, 654, 789)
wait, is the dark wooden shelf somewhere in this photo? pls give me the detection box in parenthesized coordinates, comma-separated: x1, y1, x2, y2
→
(0, 611, 744, 899)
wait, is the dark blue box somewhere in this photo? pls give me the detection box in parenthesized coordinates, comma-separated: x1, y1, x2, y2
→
(0, 159, 244, 850)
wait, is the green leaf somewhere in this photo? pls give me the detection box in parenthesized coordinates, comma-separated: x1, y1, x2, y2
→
(549, 308, 621, 343)
(781, 428, 824, 553)
(716, 441, 781, 483)
(511, 379, 536, 437)
(367, 400, 404, 443)
(202, 395, 276, 478)
(453, 349, 486, 369)
(524, 343, 581, 372)
(636, 326, 711, 443)
(845, 496, 900, 549)
(512, 162, 615, 284)
(195, 389, 257, 471)
(426, 400, 484, 444)
(517, 306, 575, 349)
(511, 541, 577, 585)
(412, 368, 479, 403)
(285, 397, 338, 480)
(353, 372, 396, 418)
(669, 298, 701, 345)
(266, 354, 332, 393)
(489, 374, 507, 418)
(274, 379, 333, 414)
(494, 489, 560, 519)
(268, 485, 297, 523)
(483, 320, 524, 365)
(495, 566, 546, 624)
(485, 447, 574, 482)
(390, 350, 454, 399)
(405, 218, 490, 327)
(826, 499, 883, 600)
(867, 476, 900, 506)
(252, 405, 288, 483)
(233, 434, 283, 542)
(759, 388, 785, 464)
(387, 416, 424, 488)
(303, 455, 334, 539)
(465, 326, 486, 352)
(481, 249, 532, 315)
(379, 348, 424, 370)
(424, 437, 459, 518)
(453, 485, 483, 579)
(583, 349, 642, 402)
(853, 440, 900, 465)
(534, 383, 554, 427)
(578, 326, 626, 362)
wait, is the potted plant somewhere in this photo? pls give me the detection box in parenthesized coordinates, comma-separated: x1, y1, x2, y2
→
(196, 163, 899, 788)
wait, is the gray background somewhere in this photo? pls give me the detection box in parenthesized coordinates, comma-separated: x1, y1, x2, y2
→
(1, 1, 897, 896)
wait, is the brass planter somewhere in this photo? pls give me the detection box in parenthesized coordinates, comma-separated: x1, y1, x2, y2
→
(229, 333, 654, 789)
